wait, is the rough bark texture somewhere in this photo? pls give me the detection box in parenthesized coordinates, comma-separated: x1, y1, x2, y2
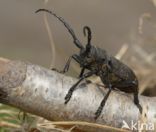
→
(0, 59, 156, 131)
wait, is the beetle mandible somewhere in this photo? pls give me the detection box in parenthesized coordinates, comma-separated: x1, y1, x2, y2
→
(36, 9, 142, 119)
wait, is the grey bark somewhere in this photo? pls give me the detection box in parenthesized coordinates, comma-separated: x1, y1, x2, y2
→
(0, 59, 156, 131)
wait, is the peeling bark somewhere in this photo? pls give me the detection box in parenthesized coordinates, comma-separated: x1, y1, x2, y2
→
(0, 58, 156, 131)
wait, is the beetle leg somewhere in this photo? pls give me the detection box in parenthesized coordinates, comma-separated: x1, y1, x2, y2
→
(95, 84, 112, 119)
(94, 65, 112, 119)
(114, 80, 142, 114)
(79, 67, 92, 85)
(79, 67, 85, 78)
(51, 56, 72, 73)
(65, 71, 96, 104)
(61, 55, 74, 73)
(134, 88, 142, 114)
(52, 54, 81, 74)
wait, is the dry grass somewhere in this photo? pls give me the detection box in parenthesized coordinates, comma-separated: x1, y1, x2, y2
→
(43, 0, 56, 69)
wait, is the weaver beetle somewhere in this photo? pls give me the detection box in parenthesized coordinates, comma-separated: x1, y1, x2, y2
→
(36, 9, 142, 119)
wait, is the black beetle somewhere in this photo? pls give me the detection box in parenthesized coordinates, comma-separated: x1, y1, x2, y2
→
(36, 9, 142, 119)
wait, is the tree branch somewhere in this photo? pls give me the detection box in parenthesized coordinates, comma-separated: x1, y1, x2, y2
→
(0, 58, 155, 131)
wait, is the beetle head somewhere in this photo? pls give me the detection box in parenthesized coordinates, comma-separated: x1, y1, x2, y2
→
(79, 26, 108, 66)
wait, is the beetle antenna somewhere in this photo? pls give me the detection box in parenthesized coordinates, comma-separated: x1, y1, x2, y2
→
(36, 9, 84, 49)
(83, 26, 92, 53)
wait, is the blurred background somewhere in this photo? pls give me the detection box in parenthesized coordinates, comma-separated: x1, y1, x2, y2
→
(0, 0, 155, 66)
(0, 0, 156, 131)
